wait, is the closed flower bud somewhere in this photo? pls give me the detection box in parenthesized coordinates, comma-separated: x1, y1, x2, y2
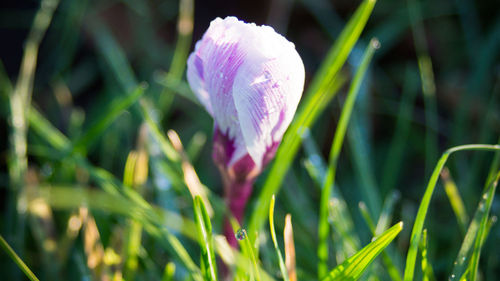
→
(186, 16, 304, 246)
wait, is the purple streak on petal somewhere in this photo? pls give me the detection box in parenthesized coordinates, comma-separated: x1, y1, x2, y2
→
(212, 126, 235, 167)
(186, 52, 213, 115)
(194, 54, 204, 79)
(204, 41, 245, 137)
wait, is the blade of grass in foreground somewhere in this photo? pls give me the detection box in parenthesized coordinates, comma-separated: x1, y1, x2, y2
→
(403, 144, 500, 281)
(322, 222, 403, 281)
(248, 0, 376, 243)
(193, 196, 217, 281)
(360, 191, 403, 281)
(318, 38, 379, 278)
(269, 195, 289, 281)
(449, 171, 500, 281)
(0, 235, 40, 281)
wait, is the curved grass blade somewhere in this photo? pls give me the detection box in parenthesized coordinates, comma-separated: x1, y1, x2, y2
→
(248, 0, 376, 242)
(318, 38, 379, 278)
(0, 235, 40, 281)
(269, 195, 289, 281)
(73, 83, 148, 152)
(322, 222, 404, 281)
(454, 172, 499, 281)
(403, 144, 500, 281)
(193, 196, 217, 281)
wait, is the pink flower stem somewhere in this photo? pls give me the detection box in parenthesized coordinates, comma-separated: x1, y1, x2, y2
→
(222, 176, 254, 248)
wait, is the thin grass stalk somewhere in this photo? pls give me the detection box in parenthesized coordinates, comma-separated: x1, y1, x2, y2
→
(0, 235, 40, 281)
(407, 0, 438, 177)
(248, 0, 376, 244)
(317, 38, 379, 278)
(403, 144, 500, 281)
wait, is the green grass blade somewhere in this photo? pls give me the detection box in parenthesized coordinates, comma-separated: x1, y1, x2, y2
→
(237, 229, 261, 281)
(359, 196, 403, 281)
(454, 172, 500, 281)
(407, 0, 439, 176)
(194, 196, 217, 281)
(0, 235, 40, 281)
(6, 0, 60, 267)
(28, 106, 70, 150)
(158, 0, 194, 116)
(248, 0, 376, 242)
(381, 66, 419, 195)
(440, 168, 469, 234)
(73, 83, 147, 152)
(318, 38, 379, 278)
(139, 99, 180, 162)
(375, 191, 401, 236)
(403, 144, 500, 281)
(419, 229, 436, 281)
(269, 195, 290, 281)
(303, 132, 361, 264)
(322, 222, 404, 281)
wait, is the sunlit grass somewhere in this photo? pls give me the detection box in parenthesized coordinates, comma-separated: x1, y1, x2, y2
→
(1, 0, 500, 280)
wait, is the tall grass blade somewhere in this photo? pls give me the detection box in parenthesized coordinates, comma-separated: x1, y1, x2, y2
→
(448, 172, 499, 281)
(0, 235, 40, 281)
(6, 0, 60, 268)
(237, 229, 261, 281)
(193, 196, 217, 281)
(419, 229, 436, 281)
(318, 38, 379, 278)
(381, 66, 419, 195)
(407, 0, 439, 176)
(359, 197, 403, 281)
(322, 222, 404, 281)
(440, 168, 469, 234)
(158, 0, 194, 116)
(269, 195, 289, 281)
(403, 144, 500, 281)
(248, 0, 376, 242)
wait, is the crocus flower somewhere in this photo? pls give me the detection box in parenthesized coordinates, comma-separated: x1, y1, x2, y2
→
(187, 16, 305, 246)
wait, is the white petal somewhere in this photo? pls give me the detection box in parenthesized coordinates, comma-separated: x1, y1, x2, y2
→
(232, 27, 305, 167)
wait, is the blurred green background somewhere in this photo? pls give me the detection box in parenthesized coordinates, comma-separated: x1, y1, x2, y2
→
(1, 0, 499, 280)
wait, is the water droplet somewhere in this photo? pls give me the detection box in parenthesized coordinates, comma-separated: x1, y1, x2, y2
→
(450, 274, 455, 280)
(235, 229, 246, 240)
(462, 257, 466, 262)
(482, 193, 488, 200)
(219, 73, 224, 78)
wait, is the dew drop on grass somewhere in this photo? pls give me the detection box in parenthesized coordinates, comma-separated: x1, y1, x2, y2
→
(235, 229, 246, 240)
